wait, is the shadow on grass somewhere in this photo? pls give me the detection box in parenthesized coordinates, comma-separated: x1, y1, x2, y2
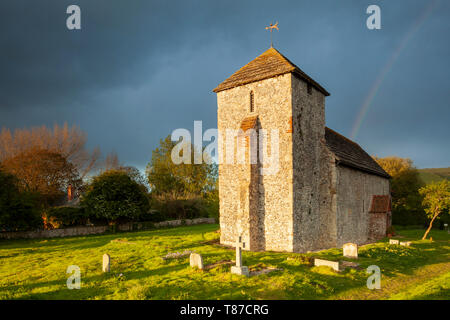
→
(0, 224, 219, 250)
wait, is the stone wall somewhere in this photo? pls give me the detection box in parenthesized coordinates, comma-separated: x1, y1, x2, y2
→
(0, 225, 109, 240)
(0, 217, 216, 240)
(368, 212, 389, 240)
(217, 73, 294, 251)
(317, 145, 338, 250)
(291, 74, 331, 252)
(335, 165, 390, 246)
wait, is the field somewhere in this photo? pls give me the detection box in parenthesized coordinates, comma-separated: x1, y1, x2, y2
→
(418, 167, 450, 184)
(0, 224, 449, 300)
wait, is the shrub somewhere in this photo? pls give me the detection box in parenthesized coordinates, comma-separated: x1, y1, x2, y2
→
(0, 170, 42, 231)
(82, 170, 150, 223)
(139, 209, 166, 222)
(386, 225, 396, 236)
(392, 208, 428, 226)
(46, 206, 87, 228)
(151, 198, 210, 220)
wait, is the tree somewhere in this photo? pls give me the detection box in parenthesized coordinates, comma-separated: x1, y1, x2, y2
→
(0, 123, 100, 179)
(104, 151, 121, 171)
(102, 151, 148, 191)
(82, 170, 149, 223)
(146, 135, 217, 200)
(1, 148, 81, 204)
(419, 180, 450, 240)
(373, 156, 424, 225)
(0, 169, 42, 231)
(120, 166, 148, 191)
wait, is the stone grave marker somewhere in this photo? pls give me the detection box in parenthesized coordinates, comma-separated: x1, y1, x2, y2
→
(314, 258, 340, 272)
(231, 236, 249, 276)
(102, 253, 110, 272)
(343, 243, 358, 258)
(189, 253, 204, 269)
(400, 241, 412, 247)
(389, 239, 399, 245)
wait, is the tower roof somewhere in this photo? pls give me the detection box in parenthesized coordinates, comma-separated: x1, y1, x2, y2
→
(213, 47, 329, 95)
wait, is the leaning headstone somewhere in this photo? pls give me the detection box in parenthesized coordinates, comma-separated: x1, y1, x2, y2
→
(343, 243, 358, 258)
(400, 241, 412, 247)
(231, 236, 249, 277)
(102, 254, 110, 272)
(389, 239, 399, 245)
(189, 253, 204, 269)
(314, 258, 340, 272)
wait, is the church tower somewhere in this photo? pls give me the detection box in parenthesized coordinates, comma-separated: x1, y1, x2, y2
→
(214, 47, 332, 252)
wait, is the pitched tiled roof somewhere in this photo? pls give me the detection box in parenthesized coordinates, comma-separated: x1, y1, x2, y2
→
(325, 127, 390, 179)
(369, 195, 391, 213)
(240, 115, 258, 132)
(213, 47, 329, 96)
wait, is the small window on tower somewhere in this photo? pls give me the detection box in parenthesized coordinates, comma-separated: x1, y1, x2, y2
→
(249, 91, 254, 113)
(307, 83, 312, 95)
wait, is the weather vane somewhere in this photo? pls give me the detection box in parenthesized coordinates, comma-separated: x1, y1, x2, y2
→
(265, 22, 279, 47)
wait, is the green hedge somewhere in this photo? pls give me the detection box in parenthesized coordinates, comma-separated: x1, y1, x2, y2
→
(393, 208, 450, 228)
(0, 170, 43, 231)
(46, 206, 88, 228)
(151, 198, 213, 221)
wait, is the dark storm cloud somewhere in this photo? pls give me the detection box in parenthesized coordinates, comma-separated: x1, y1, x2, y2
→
(0, 0, 449, 169)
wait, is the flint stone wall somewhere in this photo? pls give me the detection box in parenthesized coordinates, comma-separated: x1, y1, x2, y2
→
(335, 166, 390, 246)
(217, 73, 294, 252)
(0, 217, 216, 240)
(291, 74, 334, 252)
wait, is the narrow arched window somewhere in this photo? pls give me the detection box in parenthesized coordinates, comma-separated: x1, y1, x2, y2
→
(249, 91, 254, 112)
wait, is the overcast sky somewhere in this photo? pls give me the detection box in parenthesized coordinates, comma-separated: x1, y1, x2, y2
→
(0, 0, 449, 171)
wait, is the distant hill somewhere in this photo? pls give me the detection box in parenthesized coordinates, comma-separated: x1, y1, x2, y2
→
(417, 167, 450, 184)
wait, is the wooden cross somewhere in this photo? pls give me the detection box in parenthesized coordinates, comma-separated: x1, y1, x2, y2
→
(265, 22, 279, 47)
(235, 236, 245, 267)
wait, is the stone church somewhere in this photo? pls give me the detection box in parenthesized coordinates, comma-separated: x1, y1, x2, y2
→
(213, 47, 392, 253)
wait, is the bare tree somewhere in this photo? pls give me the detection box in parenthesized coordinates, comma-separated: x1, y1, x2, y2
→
(104, 151, 121, 171)
(1, 148, 81, 204)
(0, 123, 100, 179)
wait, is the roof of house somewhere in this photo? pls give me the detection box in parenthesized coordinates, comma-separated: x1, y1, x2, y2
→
(325, 127, 391, 179)
(213, 47, 330, 96)
(369, 195, 391, 213)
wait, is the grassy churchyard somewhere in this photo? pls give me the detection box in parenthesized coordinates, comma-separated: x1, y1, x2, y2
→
(0, 224, 449, 300)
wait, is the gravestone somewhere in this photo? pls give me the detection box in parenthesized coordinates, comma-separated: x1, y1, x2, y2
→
(231, 236, 249, 276)
(102, 253, 110, 272)
(343, 243, 358, 258)
(400, 241, 412, 247)
(189, 253, 204, 269)
(389, 239, 399, 245)
(314, 258, 340, 272)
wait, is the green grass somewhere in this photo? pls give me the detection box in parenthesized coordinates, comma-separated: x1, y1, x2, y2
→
(0, 224, 449, 300)
(418, 167, 450, 184)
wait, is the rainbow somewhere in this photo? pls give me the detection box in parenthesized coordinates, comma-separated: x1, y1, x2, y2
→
(350, 0, 440, 140)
